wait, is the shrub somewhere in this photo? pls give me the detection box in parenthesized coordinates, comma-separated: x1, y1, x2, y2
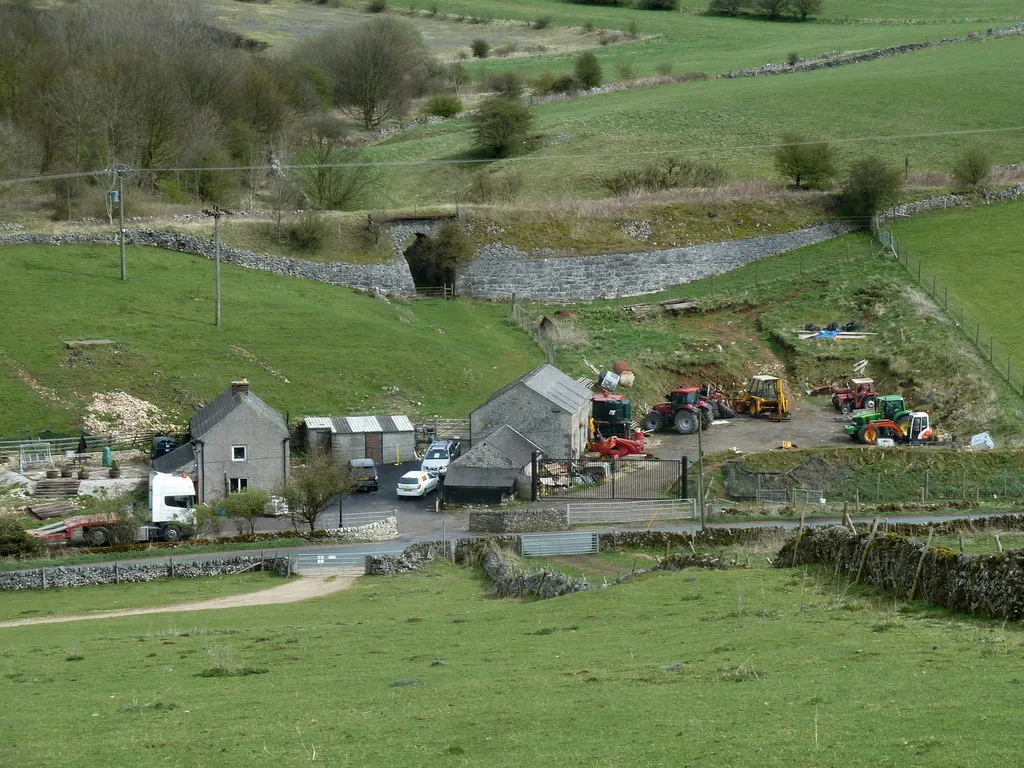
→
(708, 0, 750, 15)
(425, 93, 464, 117)
(840, 156, 903, 224)
(634, 0, 679, 9)
(616, 61, 637, 80)
(471, 38, 490, 58)
(603, 157, 726, 195)
(951, 147, 992, 189)
(598, 31, 621, 45)
(774, 132, 836, 189)
(533, 15, 552, 29)
(629, 19, 640, 37)
(428, 3, 439, 15)
(366, 0, 388, 12)
(466, 167, 525, 203)
(655, 61, 673, 76)
(0, 515, 42, 558)
(574, 51, 603, 89)
(492, 43, 518, 57)
(472, 96, 534, 158)
(552, 73, 582, 94)
(288, 210, 329, 251)
(582, 21, 596, 32)
(791, 0, 822, 19)
(757, 0, 789, 18)
(447, 61, 470, 92)
(568, 0, 625, 5)
(787, 51, 800, 65)
(531, 71, 559, 95)
(487, 71, 526, 99)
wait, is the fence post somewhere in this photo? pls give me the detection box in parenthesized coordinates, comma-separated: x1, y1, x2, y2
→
(41, 568, 46, 589)
(679, 457, 688, 500)
(924, 469, 929, 501)
(114, 560, 120, 585)
(907, 529, 933, 601)
(943, 286, 947, 310)
(169, 556, 175, 579)
(531, 452, 540, 502)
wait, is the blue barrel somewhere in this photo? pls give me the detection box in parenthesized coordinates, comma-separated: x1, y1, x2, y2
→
(102, 446, 113, 467)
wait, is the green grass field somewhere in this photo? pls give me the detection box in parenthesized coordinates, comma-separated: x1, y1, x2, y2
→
(888, 198, 1024, 374)
(0, 244, 541, 436)
(2, 558, 1023, 766)
(366, 35, 1024, 206)
(0, 571, 282, 622)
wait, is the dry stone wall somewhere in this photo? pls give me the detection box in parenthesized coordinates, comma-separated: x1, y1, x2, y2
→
(0, 555, 288, 592)
(469, 508, 568, 533)
(321, 515, 398, 543)
(778, 525, 1024, 620)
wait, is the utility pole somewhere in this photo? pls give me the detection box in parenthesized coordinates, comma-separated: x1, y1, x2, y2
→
(697, 417, 705, 530)
(204, 207, 223, 327)
(118, 171, 126, 281)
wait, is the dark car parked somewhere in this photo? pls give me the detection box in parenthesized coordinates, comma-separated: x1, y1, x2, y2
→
(349, 458, 379, 492)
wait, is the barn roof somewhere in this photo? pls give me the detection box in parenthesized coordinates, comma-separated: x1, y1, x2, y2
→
(444, 465, 520, 489)
(303, 415, 414, 434)
(451, 425, 539, 470)
(481, 363, 591, 415)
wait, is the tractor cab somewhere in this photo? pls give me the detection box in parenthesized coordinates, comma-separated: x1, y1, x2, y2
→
(669, 387, 702, 407)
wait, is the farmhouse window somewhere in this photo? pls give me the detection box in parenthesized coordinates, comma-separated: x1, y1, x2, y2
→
(232, 445, 247, 461)
(229, 478, 249, 492)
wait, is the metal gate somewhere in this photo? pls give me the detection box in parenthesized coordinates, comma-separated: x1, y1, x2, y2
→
(291, 548, 405, 576)
(537, 458, 685, 500)
(565, 498, 696, 524)
(520, 532, 599, 557)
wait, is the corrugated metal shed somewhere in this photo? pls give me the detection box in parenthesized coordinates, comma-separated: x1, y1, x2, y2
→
(303, 415, 414, 433)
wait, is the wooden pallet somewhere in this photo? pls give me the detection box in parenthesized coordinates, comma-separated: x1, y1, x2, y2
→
(33, 478, 82, 498)
(26, 500, 76, 520)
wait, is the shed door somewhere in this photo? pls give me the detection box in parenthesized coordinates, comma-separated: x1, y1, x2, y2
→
(365, 433, 383, 463)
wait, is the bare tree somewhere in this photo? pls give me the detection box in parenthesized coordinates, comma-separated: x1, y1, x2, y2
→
(790, 0, 822, 19)
(295, 114, 370, 210)
(279, 448, 356, 534)
(315, 17, 430, 129)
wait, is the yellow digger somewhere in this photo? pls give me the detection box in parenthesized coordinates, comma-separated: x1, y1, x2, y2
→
(732, 375, 791, 420)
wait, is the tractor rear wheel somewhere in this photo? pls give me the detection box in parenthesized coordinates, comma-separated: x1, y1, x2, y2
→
(832, 395, 842, 411)
(644, 412, 663, 432)
(716, 403, 737, 419)
(674, 410, 698, 435)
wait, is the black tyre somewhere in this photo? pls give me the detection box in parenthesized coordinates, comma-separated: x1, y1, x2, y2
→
(840, 402, 852, 414)
(162, 524, 183, 543)
(832, 395, 842, 411)
(644, 412, 663, 432)
(717, 404, 737, 419)
(856, 427, 869, 445)
(862, 398, 877, 411)
(700, 407, 713, 428)
(674, 410, 698, 435)
(85, 526, 109, 547)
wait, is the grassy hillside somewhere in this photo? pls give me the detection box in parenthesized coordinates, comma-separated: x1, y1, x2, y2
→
(3, 559, 1024, 766)
(888, 198, 1024, 371)
(366, 35, 1024, 206)
(0, 244, 542, 437)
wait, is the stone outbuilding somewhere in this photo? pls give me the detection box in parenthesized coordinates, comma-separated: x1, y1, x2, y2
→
(153, 380, 290, 504)
(302, 415, 415, 464)
(470, 363, 591, 460)
(443, 425, 540, 506)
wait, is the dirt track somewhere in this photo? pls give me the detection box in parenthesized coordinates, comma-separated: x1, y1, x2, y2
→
(0, 572, 360, 629)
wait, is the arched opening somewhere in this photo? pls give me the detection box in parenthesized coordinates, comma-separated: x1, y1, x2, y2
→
(402, 231, 459, 289)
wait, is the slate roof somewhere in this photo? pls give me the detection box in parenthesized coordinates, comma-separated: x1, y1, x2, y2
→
(191, 386, 289, 439)
(302, 415, 414, 433)
(481, 363, 591, 415)
(444, 465, 520, 489)
(153, 441, 195, 473)
(451, 425, 539, 470)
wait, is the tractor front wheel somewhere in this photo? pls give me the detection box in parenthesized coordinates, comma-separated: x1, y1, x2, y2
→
(674, 410, 698, 435)
(862, 398, 877, 411)
(840, 402, 852, 414)
(644, 412, 663, 432)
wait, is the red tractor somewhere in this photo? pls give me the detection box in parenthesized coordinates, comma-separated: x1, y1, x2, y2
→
(644, 387, 714, 435)
(832, 377, 879, 414)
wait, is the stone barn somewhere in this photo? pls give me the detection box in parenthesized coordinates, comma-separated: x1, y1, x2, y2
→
(303, 415, 415, 464)
(443, 425, 540, 506)
(471, 363, 591, 460)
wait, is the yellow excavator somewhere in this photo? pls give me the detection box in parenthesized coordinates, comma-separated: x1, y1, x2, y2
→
(732, 375, 791, 420)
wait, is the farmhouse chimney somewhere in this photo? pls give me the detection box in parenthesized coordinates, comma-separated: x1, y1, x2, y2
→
(231, 379, 250, 396)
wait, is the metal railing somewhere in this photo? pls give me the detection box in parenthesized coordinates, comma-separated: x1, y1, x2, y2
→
(565, 498, 697, 524)
(521, 532, 599, 557)
(336, 510, 394, 528)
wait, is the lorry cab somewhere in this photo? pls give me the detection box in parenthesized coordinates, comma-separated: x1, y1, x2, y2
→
(148, 471, 197, 525)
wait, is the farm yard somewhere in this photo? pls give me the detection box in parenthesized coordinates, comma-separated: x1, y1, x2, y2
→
(2, 0, 1024, 762)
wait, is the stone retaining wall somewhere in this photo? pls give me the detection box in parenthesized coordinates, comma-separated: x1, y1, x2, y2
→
(777, 525, 1024, 620)
(321, 515, 398, 543)
(469, 508, 568, 533)
(0, 555, 288, 592)
(457, 223, 854, 302)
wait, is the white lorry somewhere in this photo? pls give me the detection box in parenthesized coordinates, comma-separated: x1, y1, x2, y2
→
(28, 472, 197, 547)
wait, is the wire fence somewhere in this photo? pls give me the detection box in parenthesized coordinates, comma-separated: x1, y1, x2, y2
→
(874, 217, 1024, 396)
(509, 302, 556, 363)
